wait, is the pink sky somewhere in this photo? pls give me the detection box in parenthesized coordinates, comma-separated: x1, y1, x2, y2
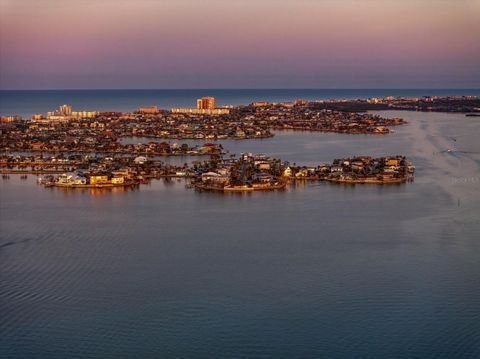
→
(1, 0, 479, 89)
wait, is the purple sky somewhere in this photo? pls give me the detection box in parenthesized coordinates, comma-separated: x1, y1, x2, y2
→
(1, 0, 479, 89)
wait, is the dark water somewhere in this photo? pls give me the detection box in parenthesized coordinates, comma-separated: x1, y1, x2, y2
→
(1, 88, 480, 118)
(1, 91, 480, 358)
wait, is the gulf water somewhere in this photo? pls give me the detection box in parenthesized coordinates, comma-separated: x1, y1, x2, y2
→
(1, 90, 480, 358)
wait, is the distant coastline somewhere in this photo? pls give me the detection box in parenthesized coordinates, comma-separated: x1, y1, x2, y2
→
(1, 89, 479, 118)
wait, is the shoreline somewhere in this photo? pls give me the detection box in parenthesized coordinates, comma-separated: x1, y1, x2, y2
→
(2, 153, 415, 192)
(194, 182, 287, 192)
(45, 181, 139, 189)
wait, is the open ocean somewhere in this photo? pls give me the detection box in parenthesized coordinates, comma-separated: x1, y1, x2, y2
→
(1, 89, 480, 358)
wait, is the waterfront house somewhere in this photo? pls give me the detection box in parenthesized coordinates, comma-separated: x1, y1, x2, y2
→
(253, 173, 273, 183)
(201, 172, 229, 184)
(255, 161, 271, 170)
(200, 143, 219, 153)
(134, 156, 147, 165)
(89, 174, 109, 185)
(386, 158, 401, 166)
(351, 160, 365, 172)
(318, 165, 330, 173)
(373, 126, 389, 134)
(74, 176, 87, 185)
(295, 168, 310, 178)
(111, 176, 125, 184)
(283, 166, 293, 177)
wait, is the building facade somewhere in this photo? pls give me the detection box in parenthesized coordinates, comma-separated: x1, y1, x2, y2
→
(138, 106, 158, 114)
(197, 97, 216, 110)
(171, 108, 230, 115)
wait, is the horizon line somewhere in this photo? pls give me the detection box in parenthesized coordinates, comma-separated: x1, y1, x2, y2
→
(1, 87, 480, 91)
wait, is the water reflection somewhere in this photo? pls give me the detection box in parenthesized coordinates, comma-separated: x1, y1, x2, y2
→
(45, 184, 140, 197)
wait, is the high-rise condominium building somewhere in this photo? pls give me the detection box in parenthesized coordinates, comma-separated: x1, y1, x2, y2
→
(59, 104, 72, 116)
(197, 97, 216, 110)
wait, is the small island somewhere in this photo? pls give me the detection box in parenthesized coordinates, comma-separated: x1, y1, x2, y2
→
(191, 154, 414, 191)
(2, 152, 415, 191)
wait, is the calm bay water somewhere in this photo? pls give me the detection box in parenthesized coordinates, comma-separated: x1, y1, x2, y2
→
(1, 90, 480, 358)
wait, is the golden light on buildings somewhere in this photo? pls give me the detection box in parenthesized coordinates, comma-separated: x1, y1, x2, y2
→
(197, 96, 216, 110)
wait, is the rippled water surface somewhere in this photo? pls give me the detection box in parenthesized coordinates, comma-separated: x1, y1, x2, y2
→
(1, 98, 480, 357)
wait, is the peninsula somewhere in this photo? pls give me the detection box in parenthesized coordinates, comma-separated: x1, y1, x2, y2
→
(0, 97, 406, 157)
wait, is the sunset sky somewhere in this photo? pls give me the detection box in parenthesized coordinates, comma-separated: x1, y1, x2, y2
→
(1, 0, 479, 89)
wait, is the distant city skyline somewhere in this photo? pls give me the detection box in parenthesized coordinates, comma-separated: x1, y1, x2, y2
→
(1, 0, 479, 89)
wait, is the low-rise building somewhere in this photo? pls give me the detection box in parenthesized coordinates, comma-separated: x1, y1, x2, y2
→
(138, 106, 158, 114)
(171, 108, 230, 115)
